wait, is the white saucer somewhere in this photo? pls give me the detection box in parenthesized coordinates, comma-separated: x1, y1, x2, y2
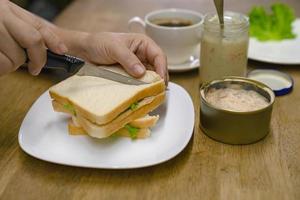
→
(168, 56, 200, 72)
(168, 46, 200, 72)
(18, 82, 195, 169)
(248, 18, 300, 64)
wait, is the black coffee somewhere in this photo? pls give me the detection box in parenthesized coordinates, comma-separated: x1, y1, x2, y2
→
(151, 18, 193, 27)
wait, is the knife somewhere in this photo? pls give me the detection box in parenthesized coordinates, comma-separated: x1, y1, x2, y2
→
(33, 50, 147, 85)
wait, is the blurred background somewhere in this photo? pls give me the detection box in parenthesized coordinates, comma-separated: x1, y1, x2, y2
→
(12, 0, 72, 20)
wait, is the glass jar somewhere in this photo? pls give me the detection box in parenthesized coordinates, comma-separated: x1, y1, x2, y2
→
(199, 11, 249, 84)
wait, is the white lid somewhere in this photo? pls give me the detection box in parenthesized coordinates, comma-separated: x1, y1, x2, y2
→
(247, 69, 293, 96)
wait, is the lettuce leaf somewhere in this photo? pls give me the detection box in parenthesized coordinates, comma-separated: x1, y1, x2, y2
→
(63, 103, 76, 116)
(125, 124, 139, 139)
(249, 3, 296, 41)
(130, 102, 139, 111)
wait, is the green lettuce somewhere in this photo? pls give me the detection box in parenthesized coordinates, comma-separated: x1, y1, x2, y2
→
(130, 102, 139, 111)
(249, 3, 296, 41)
(63, 103, 76, 116)
(125, 124, 139, 139)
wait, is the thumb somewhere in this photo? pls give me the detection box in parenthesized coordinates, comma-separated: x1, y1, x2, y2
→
(109, 44, 146, 77)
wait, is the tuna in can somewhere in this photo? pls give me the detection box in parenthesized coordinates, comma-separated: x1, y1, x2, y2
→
(200, 77, 275, 145)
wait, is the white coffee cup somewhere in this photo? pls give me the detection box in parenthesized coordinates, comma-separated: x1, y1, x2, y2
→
(128, 8, 203, 65)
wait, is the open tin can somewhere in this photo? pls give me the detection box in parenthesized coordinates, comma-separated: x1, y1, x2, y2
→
(200, 77, 275, 144)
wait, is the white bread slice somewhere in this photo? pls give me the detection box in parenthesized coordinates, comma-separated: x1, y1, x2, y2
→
(71, 114, 159, 130)
(52, 93, 162, 138)
(68, 114, 158, 139)
(68, 120, 86, 135)
(68, 120, 151, 139)
(127, 115, 159, 128)
(49, 67, 165, 125)
(76, 92, 164, 138)
(52, 95, 160, 128)
(117, 127, 150, 139)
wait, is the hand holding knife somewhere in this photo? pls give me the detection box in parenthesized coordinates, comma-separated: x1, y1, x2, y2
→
(28, 50, 147, 85)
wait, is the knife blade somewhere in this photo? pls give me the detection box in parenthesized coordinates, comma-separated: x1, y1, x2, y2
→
(42, 50, 147, 85)
(76, 63, 147, 85)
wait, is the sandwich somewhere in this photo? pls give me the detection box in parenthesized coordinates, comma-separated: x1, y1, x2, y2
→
(49, 66, 166, 139)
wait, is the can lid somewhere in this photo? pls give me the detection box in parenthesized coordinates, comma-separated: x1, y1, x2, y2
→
(247, 69, 293, 96)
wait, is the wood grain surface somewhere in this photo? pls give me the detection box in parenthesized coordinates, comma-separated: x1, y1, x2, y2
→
(0, 0, 300, 199)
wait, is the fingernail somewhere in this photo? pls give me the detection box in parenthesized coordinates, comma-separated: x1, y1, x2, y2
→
(30, 68, 41, 76)
(133, 64, 145, 76)
(58, 43, 68, 54)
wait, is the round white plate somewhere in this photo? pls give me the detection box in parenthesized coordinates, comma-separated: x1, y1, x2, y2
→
(248, 18, 300, 64)
(18, 82, 195, 169)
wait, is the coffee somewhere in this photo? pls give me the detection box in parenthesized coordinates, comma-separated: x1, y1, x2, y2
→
(151, 18, 193, 27)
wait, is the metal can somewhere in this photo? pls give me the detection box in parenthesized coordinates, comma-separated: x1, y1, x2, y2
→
(200, 77, 275, 144)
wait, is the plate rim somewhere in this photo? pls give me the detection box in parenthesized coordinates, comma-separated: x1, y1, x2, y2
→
(168, 59, 199, 72)
(18, 82, 195, 169)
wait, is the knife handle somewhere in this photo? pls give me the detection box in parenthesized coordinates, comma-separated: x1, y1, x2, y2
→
(44, 50, 85, 73)
(25, 50, 85, 74)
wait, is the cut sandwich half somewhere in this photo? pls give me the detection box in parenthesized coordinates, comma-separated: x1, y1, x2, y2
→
(49, 66, 165, 139)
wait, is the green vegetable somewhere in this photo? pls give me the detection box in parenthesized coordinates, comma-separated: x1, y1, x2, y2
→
(63, 103, 76, 116)
(125, 124, 139, 139)
(130, 102, 139, 110)
(249, 3, 296, 41)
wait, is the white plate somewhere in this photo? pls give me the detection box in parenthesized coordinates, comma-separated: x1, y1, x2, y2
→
(18, 82, 195, 169)
(248, 18, 300, 64)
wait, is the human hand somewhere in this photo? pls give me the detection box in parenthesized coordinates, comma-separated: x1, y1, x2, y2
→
(0, 0, 67, 76)
(73, 32, 168, 83)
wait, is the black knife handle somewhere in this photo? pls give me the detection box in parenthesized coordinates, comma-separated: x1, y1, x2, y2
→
(44, 50, 85, 74)
(25, 49, 85, 74)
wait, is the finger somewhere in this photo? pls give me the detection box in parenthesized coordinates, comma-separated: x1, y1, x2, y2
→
(26, 43, 47, 75)
(4, 12, 47, 75)
(145, 39, 168, 83)
(39, 26, 68, 54)
(153, 54, 168, 84)
(8, 2, 68, 55)
(130, 34, 168, 81)
(109, 43, 146, 77)
(0, 24, 26, 68)
(0, 50, 14, 76)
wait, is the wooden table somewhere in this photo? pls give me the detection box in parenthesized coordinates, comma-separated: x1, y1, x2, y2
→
(1, 0, 299, 199)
